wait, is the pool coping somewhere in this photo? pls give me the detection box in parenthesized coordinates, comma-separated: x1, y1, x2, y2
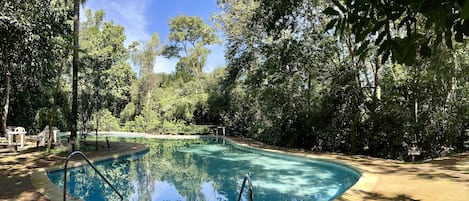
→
(30, 144, 150, 201)
(222, 137, 378, 201)
(31, 134, 376, 201)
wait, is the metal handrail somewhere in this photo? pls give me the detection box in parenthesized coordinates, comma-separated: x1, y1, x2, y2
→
(237, 173, 254, 201)
(63, 151, 123, 201)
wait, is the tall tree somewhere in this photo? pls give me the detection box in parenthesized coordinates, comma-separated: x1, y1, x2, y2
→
(0, 0, 70, 135)
(78, 9, 132, 131)
(163, 15, 220, 83)
(70, 0, 87, 142)
(130, 33, 162, 114)
(131, 33, 161, 78)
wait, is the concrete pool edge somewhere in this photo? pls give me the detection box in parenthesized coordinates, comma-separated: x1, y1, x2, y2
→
(31, 134, 377, 201)
(222, 136, 379, 201)
(30, 144, 150, 201)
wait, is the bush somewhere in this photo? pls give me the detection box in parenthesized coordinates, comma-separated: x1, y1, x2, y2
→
(162, 120, 211, 135)
(91, 109, 120, 131)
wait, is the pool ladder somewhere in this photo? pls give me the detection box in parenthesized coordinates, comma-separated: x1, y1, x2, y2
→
(237, 173, 254, 201)
(63, 151, 123, 201)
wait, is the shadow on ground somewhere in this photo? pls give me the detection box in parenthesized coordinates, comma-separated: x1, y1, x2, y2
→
(337, 190, 420, 201)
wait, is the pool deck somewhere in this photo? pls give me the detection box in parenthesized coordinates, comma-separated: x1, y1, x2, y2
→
(0, 135, 468, 201)
(227, 136, 469, 201)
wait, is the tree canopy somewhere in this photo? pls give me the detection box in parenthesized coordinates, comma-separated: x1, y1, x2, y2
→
(324, 0, 468, 64)
(0, 0, 467, 160)
(164, 15, 220, 81)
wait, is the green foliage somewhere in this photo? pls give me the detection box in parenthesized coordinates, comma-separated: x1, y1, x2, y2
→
(2, 0, 466, 160)
(162, 121, 211, 135)
(117, 68, 225, 134)
(0, 0, 71, 132)
(214, 0, 469, 159)
(164, 15, 220, 81)
(323, 0, 468, 65)
(120, 102, 136, 123)
(104, 61, 136, 116)
(122, 120, 136, 132)
(90, 109, 120, 131)
(131, 33, 161, 77)
(78, 9, 132, 131)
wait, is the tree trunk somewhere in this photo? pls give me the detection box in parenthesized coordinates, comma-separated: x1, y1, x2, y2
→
(372, 57, 382, 137)
(344, 34, 359, 154)
(307, 71, 312, 114)
(71, 0, 80, 142)
(47, 61, 65, 152)
(1, 50, 11, 135)
(351, 67, 360, 154)
(372, 58, 382, 109)
(351, 111, 359, 154)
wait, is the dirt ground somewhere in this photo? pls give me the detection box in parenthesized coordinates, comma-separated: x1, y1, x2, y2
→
(0, 136, 468, 201)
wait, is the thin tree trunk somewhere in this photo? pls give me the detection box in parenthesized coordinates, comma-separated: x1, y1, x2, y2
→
(351, 66, 361, 154)
(307, 71, 312, 114)
(47, 61, 65, 152)
(1, 50, 11, 135)
(71, 0, 80, 143)
(372, 57, 382, 138)
(345, 35, 359, 154)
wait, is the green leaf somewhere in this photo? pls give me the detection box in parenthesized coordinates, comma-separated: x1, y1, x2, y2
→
(455, 31, 463, 42)
(357, 41, 369, 55)
(445, 30, 453, 49)
(323, 7, 340, 16)
(371, 20, 386, 33)
(419, 43, 431, 57)
(463, 20, 469, 35)
(381, 50, 390, 64)
(461, 1, 469, 19)
(392, 38, 407, 64)
(325, 19, 337, 31)
(375, 31, 387, 46)
(454, 21, 464, 42)
(338, 18, 347, 35)
(333, 0, 347, 13)
(377, 39, 390, 55)
(356, 28, 369, 42)
(405, 45, 416, 65)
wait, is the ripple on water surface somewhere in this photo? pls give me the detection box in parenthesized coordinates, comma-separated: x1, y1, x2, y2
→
(48, 138, 360, 201)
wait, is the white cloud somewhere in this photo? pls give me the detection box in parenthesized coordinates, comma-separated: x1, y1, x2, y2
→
(84, 0, 150, 47)
(83, 0, 226, 74)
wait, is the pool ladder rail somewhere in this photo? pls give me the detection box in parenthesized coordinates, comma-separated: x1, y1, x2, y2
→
(237, 173, 254, 201)
(63, 151, 123, 201)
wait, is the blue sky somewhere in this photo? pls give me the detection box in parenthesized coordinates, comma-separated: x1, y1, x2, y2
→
(84, 0, 225, 73)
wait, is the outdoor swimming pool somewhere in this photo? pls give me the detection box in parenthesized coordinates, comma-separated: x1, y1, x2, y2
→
(48, 138, 360, 201)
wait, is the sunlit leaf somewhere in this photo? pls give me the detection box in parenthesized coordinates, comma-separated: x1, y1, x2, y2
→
(323, 7, 340, 16)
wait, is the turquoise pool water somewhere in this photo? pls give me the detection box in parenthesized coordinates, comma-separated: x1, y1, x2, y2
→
(48, 138, 360, 201)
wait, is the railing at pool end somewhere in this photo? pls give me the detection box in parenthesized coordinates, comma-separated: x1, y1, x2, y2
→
(237, 173, 254, 201)
(63, 151, 123, 201)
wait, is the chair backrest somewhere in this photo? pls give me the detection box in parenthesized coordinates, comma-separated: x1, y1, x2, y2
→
(6, 126, 14, 133)
(15, 127, 26, 132)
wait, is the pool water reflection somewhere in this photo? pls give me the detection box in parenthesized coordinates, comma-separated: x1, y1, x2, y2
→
(48, 138, 360, 201)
